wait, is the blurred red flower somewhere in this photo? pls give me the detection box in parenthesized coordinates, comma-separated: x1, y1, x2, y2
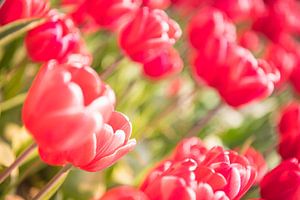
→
(25, 10, 80, 62)
(260, 158, 300, 200)
(142, 47, 183, 80)
(187, 7, 236, 51)
(142, 0, 170, 9)
(87, 0, 140, 31)
(119, 7, 181, 63)
(277, 103, 300, 160)
(0, 0, 49, 25)
(192, 37, 279, 107)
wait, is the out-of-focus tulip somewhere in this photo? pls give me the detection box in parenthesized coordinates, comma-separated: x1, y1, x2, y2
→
(86, 0, 140, 31)
(192, 37, 279, 107)
(100, 186, 149, 200)
(22, 60, 115, 151)
(260, 159, 300, 200)
(187, 7, 236, 51)
(213, 0, 265, 22)
(240, 147, 268, 184)
(25, 11, 80, 62)
(172, 137, 207, 164)
(0, 0, 49, 25)
(264, 44, 296, 87)
(291, 64, 300, 94)
(142, 0, 170, 9)
(277, 103, 300, 160)
(119, 7, 181, 62)
(142, 47, 183, 80)
(239, 30, 261, 53)
(253, 0, 300, 42)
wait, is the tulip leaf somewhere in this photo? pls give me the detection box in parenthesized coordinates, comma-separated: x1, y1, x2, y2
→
(0, 18, 44, 46)
(37, 169, 70, 200)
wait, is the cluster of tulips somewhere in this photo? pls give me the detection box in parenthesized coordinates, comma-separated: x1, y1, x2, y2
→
(0, 0, 300, 199)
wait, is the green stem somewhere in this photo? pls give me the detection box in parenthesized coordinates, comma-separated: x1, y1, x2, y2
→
(0, 92, 27, 112)
(33, 164, 72, 200)
(185, 102, 223, 138)
(0, 143, 37, 184)
(100, 56, 124, 80)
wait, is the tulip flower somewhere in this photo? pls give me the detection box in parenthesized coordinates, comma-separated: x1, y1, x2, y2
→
(25, 10, 80, 62)
(142, 0, 170, 9)
(0, 0, 49, 25)
(119, 7, 182, 63)
(264, 44, 296, 87)
(187, 7, 236, 51)
(22, 60, 115, 152)
(172, 137, 207, 164)
(86, 0, 140, 31)
(291, 64, 300, 94)
(260, 158, 300, 200)
(192, 37, 279, 107)
(240, 147, 268, 184)
(100, 186, 149, 200)
(277, 103, 300, 160)
(212, 0, 266, 22)
(142, 47, 183, 80)
(23, 61, 136, 171)
(140, 141, 256, 200)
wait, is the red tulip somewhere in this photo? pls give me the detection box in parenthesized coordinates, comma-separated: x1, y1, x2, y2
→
(119, 7, 181, 62)
(212, 0, 265, 22)
(142, 0, 170, 9)
(252, 0, 300, 42)
(25, 10, 80, 62)
(100, 186, 149, 200)
(264, 44, 296, 87)
(140, 159, 198, 200)
(22, 60, 115, 152)
(172, 137, 207, 164)
(142, 47, 183, 80)
(260, 158, 300, 200)
(277, 103, 300, 160)
(0, 0, 49, 25)
(187, 7, 236, 51)
(197, 146, 257, 200)
(290, 63, 300, 95)
(240, 147, 268, 184)
(239, 30, 261, 53)
(140, 138, 256, 200)
(87, 0, 140, 31)
(39, 111, 136, 171)
(192, 37, 279, 107)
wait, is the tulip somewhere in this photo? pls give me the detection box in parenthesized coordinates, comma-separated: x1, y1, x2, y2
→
(142, 47, 183, 80)
(0, 0, 49, 25)
(290, 64, 300, 94)
(140, 140, 256, 200)
(239, 30, 261, 53)
(25, 10, 80, 62)
(119, 7, 182, 62)
(142, 0, 170, 9)
(192, 37, 279, 107)
(240, 147, 268, 184)
(22, 60, 115, 152)
(260, 158, 300, 200)
(172, 137, 207, 164)
(86, 0, 140, 31)
(140, 159, 198, 200)
(187, 7, 236, 51)
(264, 44, 296, 87)
(39, 111, 136, 171)
(277, 103, 300, 160)
(100, 186, 149, 200)
(212, 0, 266, 22)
